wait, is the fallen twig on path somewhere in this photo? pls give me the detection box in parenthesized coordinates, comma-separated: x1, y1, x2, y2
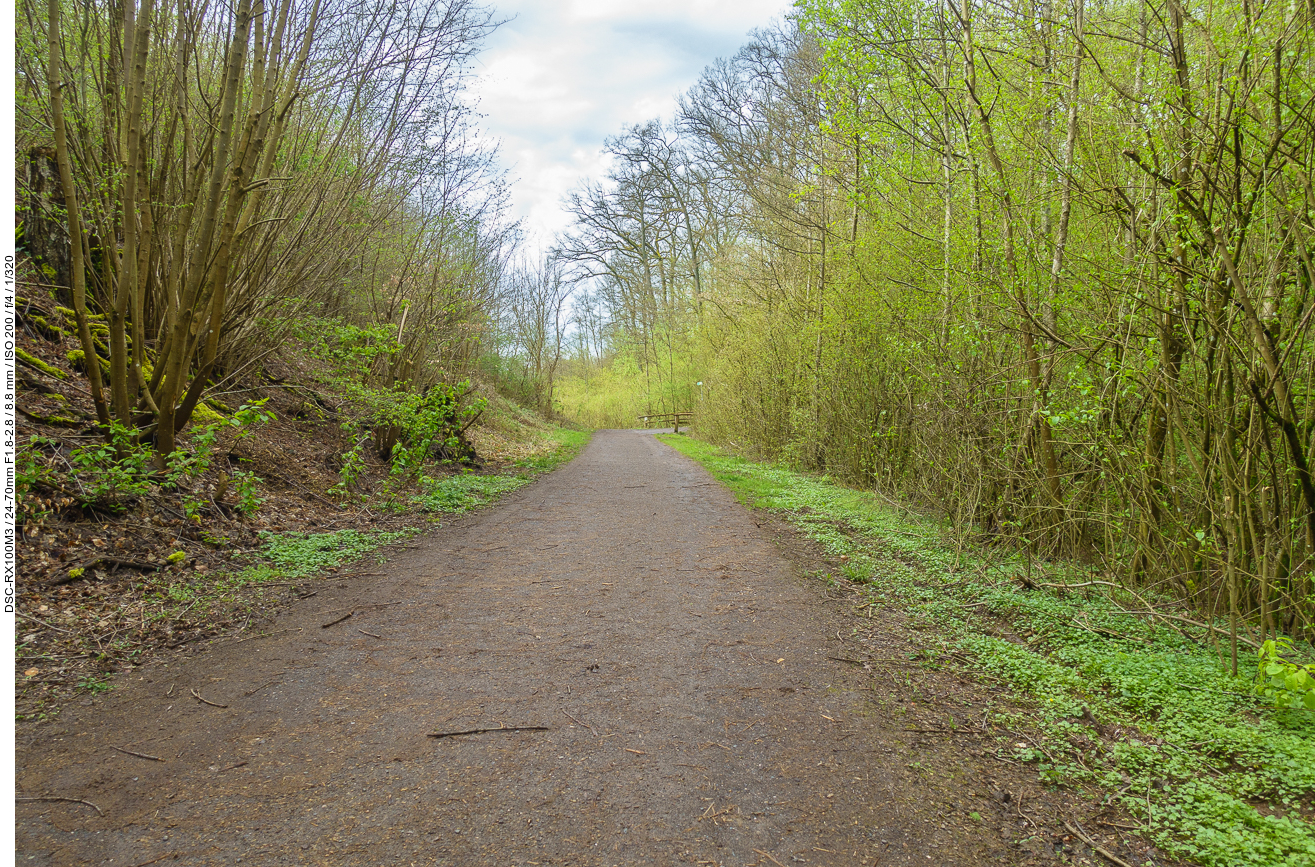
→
(244, 681, 278, 697)
(358, 629, 382, 638)
(16, 795, 103, 816)
(1016, 791, 1037, 828)
(1064, 821, 1135, 867)
(189, 688, 228, 709)
(1098, 820, 1145, 831)
(111, 746, 164, 762)
(699, 803, 735, 821)
(561, 709, 596, 735)
(427, 725, 550, 739)
(315, 600, 415, 626)
(130, 852, 180, 867)
(753, 848, 787, 867)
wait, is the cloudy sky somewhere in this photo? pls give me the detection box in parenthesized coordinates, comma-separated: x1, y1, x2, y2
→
(471, 0, 793, 250)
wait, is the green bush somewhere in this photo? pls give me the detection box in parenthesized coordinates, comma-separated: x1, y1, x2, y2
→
(1258, 638, 1315, 712)
(67, 422, 154, 509)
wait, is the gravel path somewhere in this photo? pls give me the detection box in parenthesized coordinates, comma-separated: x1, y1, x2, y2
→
(17, 431, 1001, 866)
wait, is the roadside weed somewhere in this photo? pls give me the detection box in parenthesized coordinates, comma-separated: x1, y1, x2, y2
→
(251, 528, 420, 581)
(77, 675, 112, 695)
(410, 473, 529, 513)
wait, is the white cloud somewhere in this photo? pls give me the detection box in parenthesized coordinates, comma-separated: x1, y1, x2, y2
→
(471, 0, 791, 248)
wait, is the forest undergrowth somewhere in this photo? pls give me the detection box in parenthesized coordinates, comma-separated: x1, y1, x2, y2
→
(661, 434, 1315, 867)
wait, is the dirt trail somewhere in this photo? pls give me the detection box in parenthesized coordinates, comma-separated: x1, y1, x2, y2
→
(17, 431, 1023, 866)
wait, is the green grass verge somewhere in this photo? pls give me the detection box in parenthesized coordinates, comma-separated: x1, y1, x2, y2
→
(234, 527, 422, 585)
(406, 426, 590, 512)
(660, 433, 1315, 867)
(513, 426, 592, 471)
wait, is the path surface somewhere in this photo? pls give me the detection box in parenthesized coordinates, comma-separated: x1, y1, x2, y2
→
(17, 431, 999, 866)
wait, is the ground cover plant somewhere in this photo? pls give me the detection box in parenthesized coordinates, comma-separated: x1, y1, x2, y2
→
(660, 434, 1315, 867)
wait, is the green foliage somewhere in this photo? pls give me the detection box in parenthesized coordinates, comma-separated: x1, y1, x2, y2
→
(76, 675, 112, 695)
(17, 400, 274, 516)
(408, 472, 529, 513)
(383, 426, 586, 513)
(167, 400, 273, 489)
(383, 381, 487, 459)
(295, 315, 487, 475)
(1258, 638, 1315, 712)
(199, 529, 230, 546)
(232, 470, 265, 515)
(181, 496, 204, 523)
(295, 319, 400, 379)
(67, 422, 154, 509)
(251, 528, 420, 581)
(514, 428, 591, 471)
(661, 435, 1315, 867)
(16, 437, 55, 523)
(330, 424, 373, 498)
(555, 343, 697, 430)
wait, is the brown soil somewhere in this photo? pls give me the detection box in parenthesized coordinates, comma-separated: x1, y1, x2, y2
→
(16, 431, 1162, 866)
